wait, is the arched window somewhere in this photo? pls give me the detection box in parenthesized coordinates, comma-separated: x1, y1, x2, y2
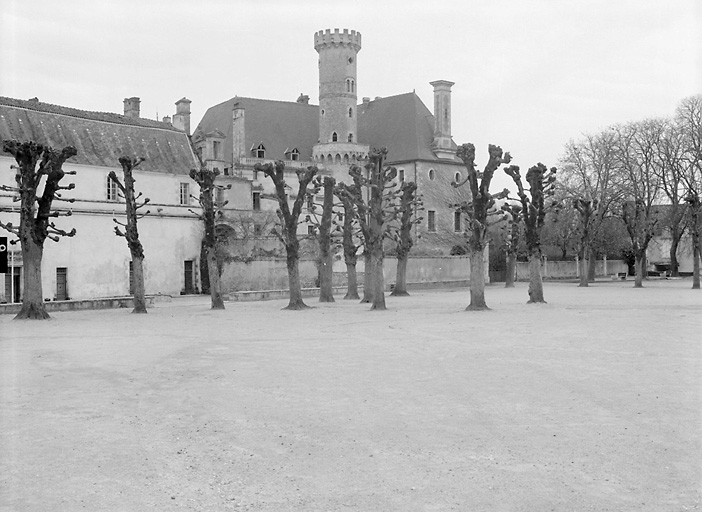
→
(428, 169, 435, 181)
(327, 154, 333, 164)
(335, 154, 341, 164)
(454, 172, 461, 183)
(332, 132, 338, 142)
(349, 107, 353, 118)
(351, 80, 355, 93)
(347, 133, 353, 142)
(343, 154, 349, 164)
(346, 79, 351, 93)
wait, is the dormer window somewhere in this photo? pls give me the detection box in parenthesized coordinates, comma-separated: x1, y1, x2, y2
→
(252, 143, 265, 159)
(286, 148, 300, 161)
(332, 132, 338, 142)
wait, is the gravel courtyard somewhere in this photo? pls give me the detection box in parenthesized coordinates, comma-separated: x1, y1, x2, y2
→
(1, 281, 700, 511)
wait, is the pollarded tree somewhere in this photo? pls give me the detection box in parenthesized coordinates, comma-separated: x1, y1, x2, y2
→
(0, 140, 77, 319)
(189, 165, 231, 310)
(390, 181, 422, 297)
(348, 148, 401, 311)
(255, 160, 318, 310)
(109, 156, 150, 313)
(505, 163, 557, 303)
(306, 175, 336, 302)
(333, 182, 363, 300)
(453, 143, 511, 310)
(500, 203, 522, 288)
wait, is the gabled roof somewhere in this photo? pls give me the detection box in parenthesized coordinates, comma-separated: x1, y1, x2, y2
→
(358, 92, 459, 164)
(0, 96, 199, 174)
(194, 97, 320, 162)
(193, 92, 461, 166)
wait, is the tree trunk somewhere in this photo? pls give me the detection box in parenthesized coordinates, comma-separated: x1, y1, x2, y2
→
(318, 251, 335, 302)
(634, 254, 645, 288)
(344, 263, 360, 300)
(369, 249, 386, 311)
(360, 251, 373, 303)
(505, 253, 516, 288)
(199, 240, 210, 295)
(467, 249, 488, 310)
(587, 250, 596, 282)
(692, 242, 700, 290)
(669, 235, 680, 277)
(527, 251, 546, 303)
(390, 254, 409, 296)
(16, 239, 50, 320)
(285, 249, 309, 310)
(578, 250, 589, 288)
(131, 255, 148, 314)
(206, 246, 225, 310)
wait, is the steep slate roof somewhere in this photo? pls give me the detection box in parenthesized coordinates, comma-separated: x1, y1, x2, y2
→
(194, 97, 320, 162)
(194, 92, 461, 166)
(0, 97, 199, 174)
(358, 92, 460, 164)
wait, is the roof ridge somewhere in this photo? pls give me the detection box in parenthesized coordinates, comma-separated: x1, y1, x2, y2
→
(0, 96, 181, 132)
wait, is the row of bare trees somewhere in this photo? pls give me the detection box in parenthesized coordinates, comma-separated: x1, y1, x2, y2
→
(557, 95, 701, 289)
(253, 147, 422, 311)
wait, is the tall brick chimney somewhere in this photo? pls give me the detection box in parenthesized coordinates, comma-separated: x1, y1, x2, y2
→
(172, 97, 192, 135)
(123, 97, 141, 118)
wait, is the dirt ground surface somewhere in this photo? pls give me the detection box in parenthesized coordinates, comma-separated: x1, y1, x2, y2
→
(1, 280, 700, 511)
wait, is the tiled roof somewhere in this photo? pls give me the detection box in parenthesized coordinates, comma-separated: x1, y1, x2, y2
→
(358, 92, 460, 164)
(194, 97, 320, 162)
(0, 96, 199, 174)
(194, 92, 460, 166)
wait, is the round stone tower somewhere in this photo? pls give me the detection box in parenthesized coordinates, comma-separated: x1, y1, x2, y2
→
(313, 28, 368, 170)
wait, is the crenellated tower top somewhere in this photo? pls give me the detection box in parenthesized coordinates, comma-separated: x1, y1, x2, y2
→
(314, 28, 362, 53)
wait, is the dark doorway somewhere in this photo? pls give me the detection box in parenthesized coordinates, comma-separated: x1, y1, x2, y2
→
(56, 267, 68, 300)
(184, 260, 195, 294)
(4, 268, 20, 303)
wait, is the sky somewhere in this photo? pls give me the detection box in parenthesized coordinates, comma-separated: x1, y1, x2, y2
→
(1, 0, 700, 191)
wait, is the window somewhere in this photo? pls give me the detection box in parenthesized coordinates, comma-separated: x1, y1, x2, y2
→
(351, 80, 355, 93)
(428, 169, 435, 181)
(215, 187, 224, 206)
(253, 192, 261, 211)
(348, 107, 353, 118)
(179, 183, 190, 205)
(254, 143, 265, 159)
(307, 225, 315, 235)
(107, 175, 119, 201)
(346, 79, 351, 93)
(398, 169, 405, 182)
(347, 133, 353, 142)
(454, 211, 462, 232)
(253, 168, 259, 181)
(332, 132, 338, 142)
(213, 140, 221, 160)
(427, 210, 436, 232)
(454, 172, 461, 183)
(289, 148, 300, 161)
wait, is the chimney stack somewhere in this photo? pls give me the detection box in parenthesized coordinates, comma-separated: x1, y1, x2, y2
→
(123, 97, 141, 118)
(429, 80, 456, 159)
(172, 97, 191, 135)
(296, 93, 310, 104)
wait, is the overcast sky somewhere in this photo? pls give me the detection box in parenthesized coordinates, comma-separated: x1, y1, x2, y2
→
(1, 0, 700, 190)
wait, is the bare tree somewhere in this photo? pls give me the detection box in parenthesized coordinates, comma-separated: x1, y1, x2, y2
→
(348, 148, 400, 311)
(255, 161, 318, 310)
(453, 143, 511, 310)
(612, 120, 663, 288)
(676, 95, 702, 289)
(189, 165, 231, 310)
(390, 181, 422, 297)
(500, 203, 522, 288)
(0, 140, 77, 319)
(110, 156, 150, 313)
(505, 163, 557, 303)
(306, 175, 336, 302)
(333, 182, 363, 300)
(559, 131, 621, 286)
